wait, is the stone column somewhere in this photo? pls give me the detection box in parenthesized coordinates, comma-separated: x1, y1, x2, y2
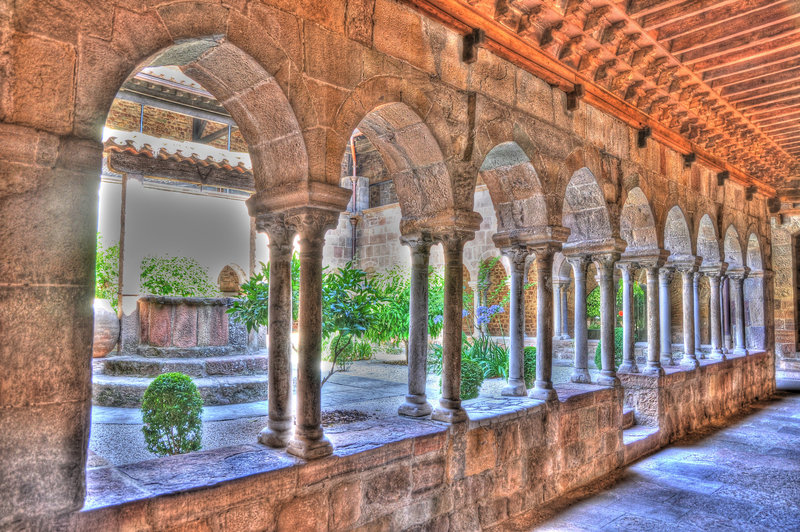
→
(553, 281, 563, 339)
(595, 253, 621, 387)
(399, 234, 433, 416)
(680, 267, 699, 368)
(693, 272, 703, 359)
(730, 273, 748, 356)
(722, 276, 733, 352)
(618, 263, 638, 373)
(708, 272, 725, 360)
(530, 243, 560, 401)
(258, 216, 296, 448)
(502, 246, 530, 396)
(560, 281, 570, 339)
(286, 209, 339, 460)
(432, 232, 471, 423)
(643, 265, 664, 375)
(659, 267, 674, 366)
(568, 256, 591, 383)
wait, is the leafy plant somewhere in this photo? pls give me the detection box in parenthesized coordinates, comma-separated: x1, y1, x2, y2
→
(464, 334, 509, 380)
(95, 233, 120, 312)
(368, 268, 411, 359)
(594, 326, 624, 370)
(227, 262, 268, 333)
(323, 335, 372, 371)
(460, 359, 485, 400)
(427, 267, 446, 339)
(141, 372, 203, 457)
(523, 346, 537, 389)
(140, 255, 219, 297)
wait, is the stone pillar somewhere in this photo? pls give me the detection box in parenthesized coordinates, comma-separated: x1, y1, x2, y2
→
(258, 216, 296, 447)
(595, 253, 621, 387)
(643, 265, 664, 376)
(560, 280, 570, 339)
(722, 276, 733, 352)
(502, 246, 530, 396)
(568, 256, 591, 383)
(708, 272, 725, 360)
(553, 281, 563, 340)
(618, 263, 638, 373)
(399, 234, 433, 416)
(693, 272, 703, 359)
(659, 268, 674, 366)
(530, 243, 559, 401)
(680, 268, 699, 368)
(432, 232, 471, 423)
(730, 273, 748, 356)
(286, 209, 339, 460)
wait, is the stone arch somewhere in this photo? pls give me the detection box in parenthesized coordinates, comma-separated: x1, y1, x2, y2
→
(724, 225, 744, 269)
(663, 206, 693, 260)
(562, 167, 614, 248)
(746, 232, 764, 272)
(218, 264, 246, 295)
(553, 252, 572, 281)
(745, 232, 766, 350)
(696, 214, 722, 267)
(478, 142, 549, 234)
(338, 101, 454, 228)
(620, 187, 658, 255)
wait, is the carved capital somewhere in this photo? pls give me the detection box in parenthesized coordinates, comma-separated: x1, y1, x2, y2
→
(434, 230, 474, 257)
(256, 213, 296, 257)
(592, 252, 619, 278)
(529, 242, 561, 266)
(401, 232, 433, 257)
(501, 245, 530, 273)
(566, 254, 590, 278)
(286, 207, 340, 251)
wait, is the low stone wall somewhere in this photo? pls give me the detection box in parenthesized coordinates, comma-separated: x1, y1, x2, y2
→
(620, 351, 775, 442)
(46, 353, 771, 531)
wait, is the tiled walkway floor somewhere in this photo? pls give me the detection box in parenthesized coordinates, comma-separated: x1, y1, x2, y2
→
(502, 390, 800, 531)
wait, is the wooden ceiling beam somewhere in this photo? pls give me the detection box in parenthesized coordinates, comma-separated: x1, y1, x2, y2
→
(685, 28, 800, 68)
(628, 0, 690, 18)
(719, 65, 800, 96)
(642, 0, 754, 32)
(743, 96, 800, 117)
(655, 0, 785, 40)
(711, 56, 800, 89)
(727, 79, 800, 102)
(772, 131, 800, 142)
(703, 46, 800, 80)
(680, 22, 800, 64)
(751, 108, 800, 126)
(734, 89, 800, 111)
(761, 122, 800, 135)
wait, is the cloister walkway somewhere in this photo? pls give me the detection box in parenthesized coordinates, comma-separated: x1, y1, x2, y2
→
(498, 391, 800, 531)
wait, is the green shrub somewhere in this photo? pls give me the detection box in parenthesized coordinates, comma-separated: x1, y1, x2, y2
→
(464, 335, 509, 380)
(324, 335, 373, 371)
(594, 327, 624, 370)
(95, 234, 120, 312)
(140, 255, 219, 297)
(523, 346, 537, 389)
(227, 263, 269, 333)
(141, 373, 203, 457)
(460, 358, 485, 400)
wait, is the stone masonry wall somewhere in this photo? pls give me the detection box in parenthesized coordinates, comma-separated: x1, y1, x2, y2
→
(770, 214, 800, 372)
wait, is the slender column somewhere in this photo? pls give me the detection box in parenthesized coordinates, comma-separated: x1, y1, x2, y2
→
(501, 246, 530, 396)
(595, 253, 621, 387)
(693, 272, 703, 359)
(730, 273, 748, 355)
(722, 276, 733, 352)
(568, 256, 591, 383)
(659, 267, 674, 366)
(530, 243, 560, 401)
(680, 268, 699, 368)
(560, 281, 570, 339)
(432, 232, 471, 423)
(286, 209, 338, 460)
(618, 263, 638, 373)
(258, 216, 296, 447)
(553, 281, 563, 339)
(718, 278, 726, 353)
(399, 233, 433, 416)
(643, 265, 664, 375)
(708, 273, 725, 360)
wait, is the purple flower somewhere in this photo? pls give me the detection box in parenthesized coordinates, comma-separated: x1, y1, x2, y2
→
(432, 315, 443, 324)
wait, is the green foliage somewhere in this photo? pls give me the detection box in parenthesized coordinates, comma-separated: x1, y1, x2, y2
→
(290, 252, 300, 322)
(95, 233, 120, 312)
(427, 343, 443, 375)
(140, 255, 219, 297)
(460, 359, 484, 400)
(141, 373, 203, 457)
(227, 262, 268, 333)
(427, 267, 446, 339)
(368, 268, 411, 356)
(464, 335, 509, 380)
(323, 335, 372, 371)
(523, 346, 537, 389)
(594, 327, 624, 370)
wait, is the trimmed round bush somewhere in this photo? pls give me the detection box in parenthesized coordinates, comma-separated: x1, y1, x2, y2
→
(594, 327, 624, 371)
(460, 358, 485, 400)
(523, 346, 537, 389)
(141, 372, 203, 456)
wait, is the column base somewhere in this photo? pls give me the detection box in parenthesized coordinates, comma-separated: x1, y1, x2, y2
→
(258, 424, 292, 448)
(558, 335, 571, 340)
(570, 369, 592, 384)
(530, 382, 558, 402)
(398, 395, 432, 417)
(681, 354, 700, 368)
(431, 398, 468, 423)
(618, 361, 640, 374)
(697, 351, 706, 360)
(287, 433, 333, 460)
(733, 347, 749, 356)
(660, 355, 675, 366)
(642, 363, 665, 377)
(501, 379, 527, 397)
(596, 372, 620, 387)
(710, 349, 726, 360)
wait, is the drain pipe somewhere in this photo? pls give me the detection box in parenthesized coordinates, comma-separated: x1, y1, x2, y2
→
(349, 135, 359, 262)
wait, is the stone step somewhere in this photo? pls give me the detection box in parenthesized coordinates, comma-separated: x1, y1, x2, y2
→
(135, 345, 242, 358)
(92, 374, 267, 407)
(622, 407, 636, 430)
(99, 353, 268, 378)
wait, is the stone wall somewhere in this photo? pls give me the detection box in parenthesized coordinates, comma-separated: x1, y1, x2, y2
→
(770, 214, 799, 372)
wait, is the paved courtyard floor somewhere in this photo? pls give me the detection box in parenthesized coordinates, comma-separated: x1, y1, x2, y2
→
(497, 389, 800, 532)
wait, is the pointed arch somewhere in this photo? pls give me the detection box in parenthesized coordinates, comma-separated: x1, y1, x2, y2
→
(620, 186, 658, 255)
(696, 214, 722, 267)
(663, 205, 693, 260)
(562, 167, 614, 248)
(724, 225, 744, 269)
